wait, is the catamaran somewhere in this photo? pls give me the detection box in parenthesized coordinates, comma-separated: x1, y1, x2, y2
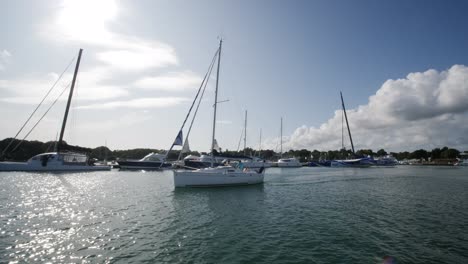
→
(173, 40, 265, 187)
(0, 49, 111, 172)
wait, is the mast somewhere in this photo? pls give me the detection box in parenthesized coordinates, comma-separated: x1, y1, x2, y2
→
(280, 117, 283, 158)
(57, 48, 83, 153)
(340, 91, 355, 154)
(341, 108, 344, 150)
(210, 39, 222, 167)
(243, 110, 247, 155)
(259, 129, 262, 152)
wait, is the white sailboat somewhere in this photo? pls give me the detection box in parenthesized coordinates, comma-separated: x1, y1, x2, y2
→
(455, 153, 468, 166)
(173, 40, 265, 187)
(276, 117, 302, 167)
(240, 111, 271, 169)
(0, 49, 111, 172)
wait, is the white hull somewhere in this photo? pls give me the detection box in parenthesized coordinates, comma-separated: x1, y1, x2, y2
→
(173, 166, 264, 187)
(277, 158, 302, 167)
(0, 152, 111, 172)
(0, 161, 110, 172)
(242, 161, 272, 168)
(277, 162, 302, 167)
(118, 165, 172, 170)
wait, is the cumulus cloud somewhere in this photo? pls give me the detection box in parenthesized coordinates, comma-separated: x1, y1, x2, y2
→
(76, 97, 190, 110)
(276, 65, 468, 152)
(0, 49, 12, 71)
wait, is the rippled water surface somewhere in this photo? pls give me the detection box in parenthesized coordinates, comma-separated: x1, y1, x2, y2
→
(1, 166, 468, 263)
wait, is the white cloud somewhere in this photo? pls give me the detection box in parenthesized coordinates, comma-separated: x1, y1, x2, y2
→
(216, 120, 232, 125)
(0, 69, 129, 104)
(95, 42, 178, 71)
(134, 71, 202, 91)
(0, 49, 12, 71)
(76, 97, 190, 110)
(77, 112, 152, 133)
(274, 65, 468, 152)
(39, 0, 178, 71)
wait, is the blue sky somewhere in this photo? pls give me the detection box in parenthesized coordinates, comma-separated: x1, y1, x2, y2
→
(1, 0, 468, 152)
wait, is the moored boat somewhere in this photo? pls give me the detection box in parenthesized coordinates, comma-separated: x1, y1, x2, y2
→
(173, 39, 265, 187)
(455, 153, 468, 166)
(277, 157, 302, 167)
(0, 49, 110, 172)
(117, 152, 172, 170)
(0, 152, 110, 172)
(330, 157, 374, 168)
(174, 165, 264, 187)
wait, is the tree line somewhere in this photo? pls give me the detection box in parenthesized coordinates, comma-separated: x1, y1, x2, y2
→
(0, 138, 465, 162)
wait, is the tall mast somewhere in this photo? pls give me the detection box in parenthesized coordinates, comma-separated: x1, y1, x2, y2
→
(341, 108, 344, 150)
(243, 110, 247, 155)
(280, 117, 283, 158)
(57, 48, 83, 153)
(340, 91, 355, 154)
(259, 129, 262, 152)
(210, 39, 222, 167)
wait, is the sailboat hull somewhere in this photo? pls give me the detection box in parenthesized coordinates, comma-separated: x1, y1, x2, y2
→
(173, 167, 264, 187)
(0, 161, 110, 172)
(0, 152, 111, 172)
(330, 158, 373, 168)
(117, 161, 172, 170)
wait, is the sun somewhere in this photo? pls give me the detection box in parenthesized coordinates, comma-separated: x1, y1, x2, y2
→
(56, 0, 118, 44)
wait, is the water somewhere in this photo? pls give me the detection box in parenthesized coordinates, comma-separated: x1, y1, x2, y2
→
(1, 166, 467, 263)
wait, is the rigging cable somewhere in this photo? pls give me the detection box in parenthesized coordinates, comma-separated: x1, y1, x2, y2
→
(236, 126, 244, 152)
(1, 56, 76, 157)
(163, 47, 220, 164)
(10, 83, 71, 154)
(177, 49, 219, 161)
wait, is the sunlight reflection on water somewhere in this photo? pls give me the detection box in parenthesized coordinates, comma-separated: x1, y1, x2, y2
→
(1, 167, 468, 263)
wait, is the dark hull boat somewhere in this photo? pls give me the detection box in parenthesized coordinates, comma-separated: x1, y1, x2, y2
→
(118, 153, 172, 170)
(118, 160, 172, 170)
(330, 157, 374, 168)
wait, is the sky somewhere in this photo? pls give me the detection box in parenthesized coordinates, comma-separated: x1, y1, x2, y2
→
(1, 0, 468, 153)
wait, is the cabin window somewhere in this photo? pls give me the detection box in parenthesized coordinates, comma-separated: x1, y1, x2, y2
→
(63, 154, 87, 163)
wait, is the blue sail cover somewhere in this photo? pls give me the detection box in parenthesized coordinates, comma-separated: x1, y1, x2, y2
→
(173, 130, 183, 146)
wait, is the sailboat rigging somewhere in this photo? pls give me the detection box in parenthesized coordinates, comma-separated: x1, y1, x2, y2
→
(330, 91, 373, 167)
(173, 39, 265, 187)
(0, 49, 110, 172)
(277, 117, 301, 167)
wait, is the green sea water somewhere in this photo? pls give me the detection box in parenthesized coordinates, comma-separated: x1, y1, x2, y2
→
(1, 166, 467, 263)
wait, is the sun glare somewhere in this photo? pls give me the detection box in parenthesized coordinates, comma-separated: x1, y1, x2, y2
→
(56, 0, 118, 43)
